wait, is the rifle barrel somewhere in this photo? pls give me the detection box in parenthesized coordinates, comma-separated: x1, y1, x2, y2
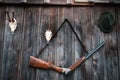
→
(86, 41, 105, 59)
(68, 41, 105, 74)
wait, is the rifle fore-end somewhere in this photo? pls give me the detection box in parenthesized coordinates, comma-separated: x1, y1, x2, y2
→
(69, 56, 86, 71)
(29, 56, 63, 73)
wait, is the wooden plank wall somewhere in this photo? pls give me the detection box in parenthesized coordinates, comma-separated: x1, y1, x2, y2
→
(1, 0, 120, 4)
(0, 6, 120, 80)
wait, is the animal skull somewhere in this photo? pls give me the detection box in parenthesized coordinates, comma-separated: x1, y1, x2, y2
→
(9, 18, 17, 34)
(44, 30, 53, 43)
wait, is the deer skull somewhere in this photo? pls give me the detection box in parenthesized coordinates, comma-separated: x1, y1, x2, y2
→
(9, 18, 17, 34)
(44, 30, 53, 43)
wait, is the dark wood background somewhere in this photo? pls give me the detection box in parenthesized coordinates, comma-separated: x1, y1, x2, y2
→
(0, 4, 120, 80)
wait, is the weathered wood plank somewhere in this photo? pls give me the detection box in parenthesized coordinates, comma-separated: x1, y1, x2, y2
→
(93, 0, 109, 3)
(50, 0, 66, 4)
(73, 7, 80, 80)
(103, 7, 119, 80)
(92, 6, 119, 80)
(0, 5, 119, 80)
(0, 7, 6, 80)
(90, 6, 106, 80)
(27, 0, 43, 4)
(3, 0, 20, 3)
(57, 7, 65, 80)
(48, 7, 58, 80)
(1, 7, 24, 80)
(35, 7, 51, 80)
(21, 7, 41, 80)
(90, 6, 119, 80)
(116, 7, 120, 80)
(3, 0, 27, 3)
(37, 7, 59, 80)
(73, 7, 85, 80)
(77, 7, 93, 80)
(63, 7, 75, 80)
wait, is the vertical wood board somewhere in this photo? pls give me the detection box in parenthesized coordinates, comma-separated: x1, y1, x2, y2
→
(50, 0, 66, 4)
(27, 0, 43, 3)
(0, 7, 6, 80)
(21, 7, 41, 80)
(63, 7, 75, 80)
(98, 7, 119, 80)
(57, 7, 65, 80)
(0, 5, 119, 80)
(90, 6, 106, 80)
(3, 0, 20, 3)
(1, 7, 24, 80)
(116, 7, 120, 80)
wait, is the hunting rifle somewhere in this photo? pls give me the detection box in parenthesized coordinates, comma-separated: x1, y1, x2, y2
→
(29, 41, 105, 74)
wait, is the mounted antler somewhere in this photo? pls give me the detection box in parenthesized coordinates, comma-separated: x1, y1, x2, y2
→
(44, 29, 53, 43)
(44, 20, 55, 43)
(6, 11, 17, 34)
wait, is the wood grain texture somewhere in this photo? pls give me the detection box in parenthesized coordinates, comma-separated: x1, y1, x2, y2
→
(50, 0, 66, 4)
(73, 7, 92, 80)
(78, 7, 94, 80)
(21, 7, 41, 80)
(91, 6, 119, 80)
(0, 0, 120, 4)
(1, 7, 24, 80)
(90, 6, 106, 80)
(0, 7, 6, 80)
(0, 5, 120, 80)
(93, 0, 109, 3)
(35, 7, 50, 80)
(3, 0, 20, 3)
(103, 7, 119, 80)
(73, 7, 83, 80)
(116, 7, 120, 80)
(57, 7, 65, 80)
(27, 0, 43, 3)
(47, 7, 58, 80)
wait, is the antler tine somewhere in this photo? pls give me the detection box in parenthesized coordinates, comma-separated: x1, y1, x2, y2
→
(6, 11, 11, 22)
(12, 12, 15, 22)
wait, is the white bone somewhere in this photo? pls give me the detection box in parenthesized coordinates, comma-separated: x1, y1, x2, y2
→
(44, 30, 52, 42)
(9, 18, 17, 34)
(62, 68, 71, 74)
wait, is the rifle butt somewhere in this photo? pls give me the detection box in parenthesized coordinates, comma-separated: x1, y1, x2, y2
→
(29, 56, 50, 69)
(29, 56, 63, 73)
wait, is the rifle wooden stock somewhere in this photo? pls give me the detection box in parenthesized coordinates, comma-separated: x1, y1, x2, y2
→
(29, 56, 63, 73)
(69, 56, 86, 71)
